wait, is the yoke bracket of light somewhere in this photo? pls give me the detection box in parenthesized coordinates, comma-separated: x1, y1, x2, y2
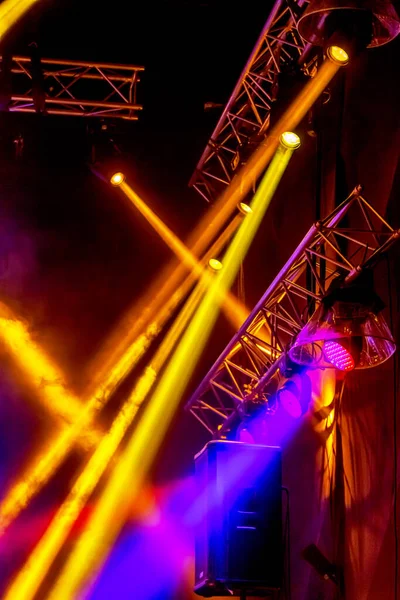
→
(289, 271, 396, 371)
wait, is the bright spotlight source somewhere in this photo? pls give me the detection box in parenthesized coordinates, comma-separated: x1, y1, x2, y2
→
(280, 131, 301, 149)
(327, 45, 349, 65)
(324, 340, 355, 372)
(110, 172, 125, 186)
(208, 258, 223, 271)
(238, 202, 253, 215)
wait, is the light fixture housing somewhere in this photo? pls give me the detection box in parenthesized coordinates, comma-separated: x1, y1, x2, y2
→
(277, 373, 312, 418)
(280, 131, 301, 149)
(297, 0, 400, 50)
(110, 172, 125, 186)
(289, 277, 396, 370)
(238, 202, 253, 215)
(326, 44, 350, 65)
(208, 258, 223, 271)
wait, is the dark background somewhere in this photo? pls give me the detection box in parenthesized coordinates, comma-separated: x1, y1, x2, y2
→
(0, 1, 399, 599)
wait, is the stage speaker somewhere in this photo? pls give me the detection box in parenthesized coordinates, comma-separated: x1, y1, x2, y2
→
(194, 440, 282, 597)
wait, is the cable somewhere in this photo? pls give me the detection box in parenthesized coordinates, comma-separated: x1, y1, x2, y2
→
(282, 486, 291, 600)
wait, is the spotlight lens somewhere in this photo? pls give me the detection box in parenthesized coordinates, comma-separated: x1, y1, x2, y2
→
(324, 340, 355, 372)
(280, 131, 301, 149)
(327, 46, 349, 65)
(238, 202, 253, 215)
(208, 258, 223, 271)
(110, 172, 125, 186)
(278, 385, 303, 419)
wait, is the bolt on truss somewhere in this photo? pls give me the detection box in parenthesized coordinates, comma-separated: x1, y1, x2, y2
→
(1, 56, 144, 120)
(185, 187, 400, 436)
(189, 0, 318, 203)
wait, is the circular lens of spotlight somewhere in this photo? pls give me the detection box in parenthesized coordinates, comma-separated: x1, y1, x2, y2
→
(278, 385, 303, 419)
(238, 202, 253, 215)
(110, 172, 125, 186)
(208, 258, 223, 272)
(324, 340, 355, 372)
(280, 131, 301, 149)
(327, 45, 349, 66)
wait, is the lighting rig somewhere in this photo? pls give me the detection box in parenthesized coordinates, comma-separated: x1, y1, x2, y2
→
(186, 0, 400, 437)
(189, 0, 400, 204)
(0, 55, 144, 119)
(185, 186, 399, 437)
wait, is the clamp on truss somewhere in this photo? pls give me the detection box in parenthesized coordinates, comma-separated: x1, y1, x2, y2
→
(185, 186, 400, 436)
(0, 56, 144, 120)
(189, 0, 317, 203)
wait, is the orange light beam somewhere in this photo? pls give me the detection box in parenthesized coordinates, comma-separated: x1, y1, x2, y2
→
(85, 212, 243, 394)
(46, 141, 294, 600)
(118, 180, 248, 329)
(0, 216, 242, 533)
(3, 279, 207, 600)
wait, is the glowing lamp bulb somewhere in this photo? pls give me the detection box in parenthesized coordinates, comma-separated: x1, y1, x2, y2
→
(280, 131, 301, 149)
(238, 202, 253, 215)
(327, 46, 349, 66)
(208, 258, 223, 271)
(110, 172, 125, 186)
(324, 340, 355, 372)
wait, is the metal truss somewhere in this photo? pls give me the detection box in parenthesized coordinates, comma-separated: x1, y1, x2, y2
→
(189, 0, 318, 203)
(2, 56, 144, 120)
(185, 187, 400, 436)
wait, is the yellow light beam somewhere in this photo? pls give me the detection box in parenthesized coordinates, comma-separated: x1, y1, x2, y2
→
(0, 306, 100, 446)
(4, 278, 207, 600)
(84, 212, 244, 396)
(0, 216, 242, 533)
(185, 59, 340, 257)
(0, 0, 41, 40)
(86, 58, 341, 399)
(46, 142, 294, 600)
(118, 180, 248, 329)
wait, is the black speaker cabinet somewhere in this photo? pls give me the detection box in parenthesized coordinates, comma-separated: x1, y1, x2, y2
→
(194, 440, 282, 597)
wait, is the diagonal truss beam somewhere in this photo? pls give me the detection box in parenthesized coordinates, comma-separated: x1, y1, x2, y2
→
(1, 56, 144, 120)
(189, 0, 317, 203)
(185, 187, 400, 435)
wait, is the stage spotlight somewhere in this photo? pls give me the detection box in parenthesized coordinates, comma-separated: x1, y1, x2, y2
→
(110, 172, 125, 186)
(280, 131, 301, 149)
(208, 258, 223, 271)
(326, 45, 349, 65)
(289, 272, 396, 370)
(238, 202, 253, 215)
(277, 373, 312, 419)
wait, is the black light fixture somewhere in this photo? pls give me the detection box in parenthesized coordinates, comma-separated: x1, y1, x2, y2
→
(289, 271, 396, 371)
(276, 372, 312, 419)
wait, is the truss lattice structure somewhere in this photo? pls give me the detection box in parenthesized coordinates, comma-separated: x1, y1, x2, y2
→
(185, 187, 399, 436)
(2, 56, 144, 120)
(189, 0, 318, 203)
